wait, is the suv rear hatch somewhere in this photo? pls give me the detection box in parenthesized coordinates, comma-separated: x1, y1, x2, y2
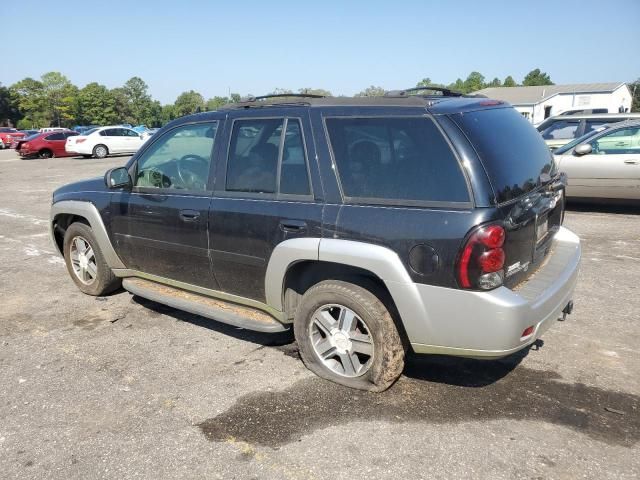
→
(453, 107, 565, 289)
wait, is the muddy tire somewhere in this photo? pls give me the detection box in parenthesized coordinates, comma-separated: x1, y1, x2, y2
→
(294, 280, 405, 392)
(63, 222, 121, 296)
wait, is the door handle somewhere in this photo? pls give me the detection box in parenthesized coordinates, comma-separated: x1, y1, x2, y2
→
(280, 219, 307, 232)
(623, 159, 639, 165)
(179, 209, 200, 222)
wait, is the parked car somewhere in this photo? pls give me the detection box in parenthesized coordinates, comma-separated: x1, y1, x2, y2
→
(50, 90, 580, 392)
(553, 119, 640, 200)
(18, 130, 79, 159)
(537, 113, 640, 151)
(558, 108, 609, 116)
(65, 126, 150, 158)
(39, 127, 66, 133)
(0, 127, 26, 149)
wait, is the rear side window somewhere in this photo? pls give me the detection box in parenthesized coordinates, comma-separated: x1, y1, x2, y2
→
(226, 118, 312, 196)
(45, 133, 65, 141)
(455, 107, 556, 203)
(325, 117, 469, 204)
(538, 119, 580, 140)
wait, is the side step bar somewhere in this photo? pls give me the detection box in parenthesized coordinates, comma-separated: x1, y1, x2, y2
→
(122, 278, 288, 333)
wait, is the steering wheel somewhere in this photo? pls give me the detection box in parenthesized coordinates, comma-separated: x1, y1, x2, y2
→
(139, 167, 171, 188)
(177, 154, 209, 189)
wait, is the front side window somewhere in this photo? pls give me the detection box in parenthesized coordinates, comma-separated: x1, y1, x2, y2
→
(591, 127, 640, 154)
(325, 117, 469, 204)
(125, 128, 139, 137)
(134, 122, 218, 191)
(539, 120, 581, 140)
(226, 118, 311, 196)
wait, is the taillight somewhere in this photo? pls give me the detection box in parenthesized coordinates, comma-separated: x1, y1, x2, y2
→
(457, 224, 506, 290)
(76, 138, 86, 143)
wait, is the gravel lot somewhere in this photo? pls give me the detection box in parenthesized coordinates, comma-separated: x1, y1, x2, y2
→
(0, 148, 638, 479)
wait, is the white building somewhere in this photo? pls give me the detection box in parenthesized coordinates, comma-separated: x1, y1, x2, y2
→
(475, 83, 632, 125)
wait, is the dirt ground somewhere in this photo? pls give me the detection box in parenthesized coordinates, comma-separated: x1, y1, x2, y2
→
(0, 148, 638, 479)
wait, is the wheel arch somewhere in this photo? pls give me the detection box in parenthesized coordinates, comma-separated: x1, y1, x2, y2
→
(50, 200, 125, 268)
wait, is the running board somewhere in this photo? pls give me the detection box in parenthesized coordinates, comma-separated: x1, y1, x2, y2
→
(122, 277, 288, 333)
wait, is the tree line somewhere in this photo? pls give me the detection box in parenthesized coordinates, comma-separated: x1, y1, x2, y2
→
(0, 68, 636, 129)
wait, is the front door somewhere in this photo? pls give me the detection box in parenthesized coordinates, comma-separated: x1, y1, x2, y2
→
(122, 128, 146, 153)
(561, 125, 640, 199)
(208, 110, 323, 301)
(110, 120, 221, 289)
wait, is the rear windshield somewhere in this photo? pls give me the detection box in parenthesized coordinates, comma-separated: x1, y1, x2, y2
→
(454, 107, 556, 203)
(325, 116, 469, 205)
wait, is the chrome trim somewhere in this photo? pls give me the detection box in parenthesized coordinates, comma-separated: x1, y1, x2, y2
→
(113, 268, 287, 322)
(50, 200, 126, 269)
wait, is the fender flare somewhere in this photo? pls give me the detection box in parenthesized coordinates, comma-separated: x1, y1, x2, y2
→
(50, 200, 125, 269)
(265, 238, 433, 343)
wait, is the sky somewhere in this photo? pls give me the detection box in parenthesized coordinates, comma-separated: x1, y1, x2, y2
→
(3, 0, 639, 104)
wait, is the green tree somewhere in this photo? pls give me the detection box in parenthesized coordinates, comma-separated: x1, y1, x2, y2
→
(10, 77, 47, 128)
(298, 87, 332, 96)
(206, 96, 230, 111)
(355, 85, 386, 97)
(122, 77, 153, 124)
(522, 69, 553, 86)
(40, 72, 77, 127)
(0, 83, 20, 127)
(503, 75, 517, 87)
(447, 78, 466, 93)
(463, 71, 486, 93)
(629, 79, 639, 112)
(173, 90, 205, 117)
(110, 87, 132, 123)
(229, 93, 242, 103)
(487, 77, 502, 87)
(77, 82, 118, 125)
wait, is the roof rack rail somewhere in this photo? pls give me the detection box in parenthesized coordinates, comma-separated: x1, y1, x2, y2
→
(243, 93, 328, 102)
(385, 86, 464, 98)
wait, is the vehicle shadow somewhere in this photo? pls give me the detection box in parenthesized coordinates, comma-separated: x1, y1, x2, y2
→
(566, 200, 640, 215)
(402, 343, 539, 388)
(130, 295, 294, 347)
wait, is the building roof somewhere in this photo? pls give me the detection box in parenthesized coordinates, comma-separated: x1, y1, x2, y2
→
(475, 83, 627, 105)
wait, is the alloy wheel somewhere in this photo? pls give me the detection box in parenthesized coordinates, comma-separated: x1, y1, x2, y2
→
(309, 304, 375, 377)
(70, 236, 97, 285)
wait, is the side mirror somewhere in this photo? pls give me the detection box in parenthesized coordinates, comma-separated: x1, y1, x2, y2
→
(105, 167, 132, 189)
(574, 143, 592, 156)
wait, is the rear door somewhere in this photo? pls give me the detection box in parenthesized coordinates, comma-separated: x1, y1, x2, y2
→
(100, 128, 121, 153)
(122, 128, 146, 152)
(43, 132, 66, 156)
(208, 108, 323, 302)
(559, 126, 640, 199)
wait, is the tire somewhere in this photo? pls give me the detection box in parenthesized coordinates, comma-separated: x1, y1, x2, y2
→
(39, 149, 53, 159)
(93, 144, 108, 159)
(294, 280, 405, 392)
(63, 222, 121, 296)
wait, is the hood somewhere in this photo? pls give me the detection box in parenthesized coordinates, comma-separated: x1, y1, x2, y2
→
(53, 176, 106, 201)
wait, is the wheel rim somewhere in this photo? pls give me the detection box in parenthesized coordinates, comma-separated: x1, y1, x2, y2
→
(40, 151, 51, 158)
(96, 146, 106, 157)
(309, 304, 374, 378)
(70, 236, 97, 285)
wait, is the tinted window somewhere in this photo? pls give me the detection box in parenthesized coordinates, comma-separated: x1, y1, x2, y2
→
(84, 128, 99, 136)
(45, 133, 65, 141)
(280, 119, 311, 195)
(326, 117, 468, 203)
(101, 129, 115, 136)
(63, 131, 79, 138)
(134, 122, 217, 191)
(539, 119, 581, 140)
(455, 107, 556, 204)
(226, 119, 282, 194)
(584, 120, 613, 135)
(125, 128, 139, 137)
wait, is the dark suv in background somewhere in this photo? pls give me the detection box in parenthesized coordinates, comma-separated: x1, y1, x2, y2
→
(50, 88, 581, 391)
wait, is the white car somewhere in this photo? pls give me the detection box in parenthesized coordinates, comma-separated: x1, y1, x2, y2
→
(66, 126, 150, 158)
(553, 120, 640, 200)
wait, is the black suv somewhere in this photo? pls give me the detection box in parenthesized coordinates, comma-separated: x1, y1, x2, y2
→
(50, 89, 581, 391)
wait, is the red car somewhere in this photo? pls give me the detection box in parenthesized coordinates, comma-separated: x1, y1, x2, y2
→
(0, 128, 26, 149)
(18, 130, 79, 159)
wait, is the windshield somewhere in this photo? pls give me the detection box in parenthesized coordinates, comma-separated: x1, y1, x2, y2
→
(454, 107, 557, 204)
(554, 128, 605, 155)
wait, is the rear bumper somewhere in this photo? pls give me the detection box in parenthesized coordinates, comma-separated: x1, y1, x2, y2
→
(409, 227, 581, 358)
